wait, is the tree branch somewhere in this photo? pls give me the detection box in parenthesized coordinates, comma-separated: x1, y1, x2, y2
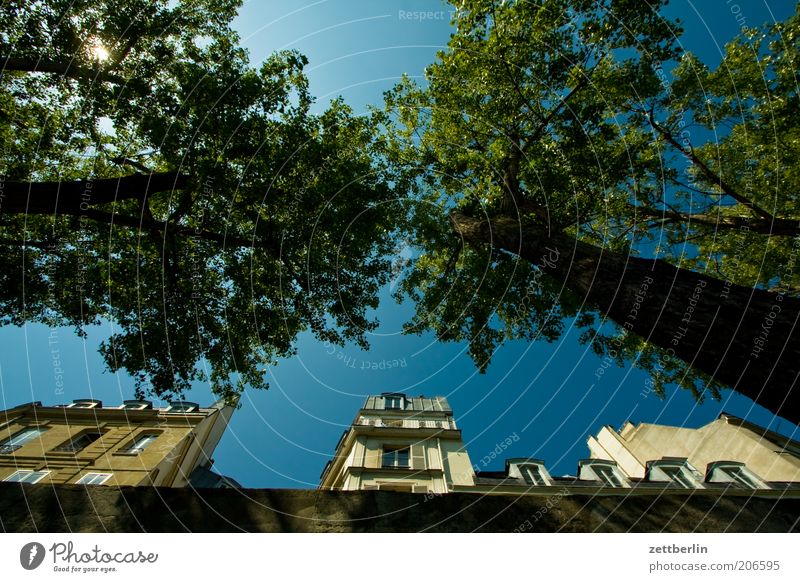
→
(1, 56, 126, 85)
(647, 111, 775, 221)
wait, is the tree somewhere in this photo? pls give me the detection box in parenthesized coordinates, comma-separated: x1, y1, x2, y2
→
(381, 0, 800, 423)
(1, 1, 399, 402)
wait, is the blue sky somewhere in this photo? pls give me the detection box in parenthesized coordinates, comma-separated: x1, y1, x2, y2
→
(1, 0, 797, 488)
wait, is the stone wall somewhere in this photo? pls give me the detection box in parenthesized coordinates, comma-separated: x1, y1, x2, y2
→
(1, 483, 798, 532)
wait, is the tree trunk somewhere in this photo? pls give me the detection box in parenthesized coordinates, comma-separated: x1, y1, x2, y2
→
(451, 211, 800, 425)
(0, 172, 189, 216)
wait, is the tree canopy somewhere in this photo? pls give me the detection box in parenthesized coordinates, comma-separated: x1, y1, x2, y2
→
(1, 0, 399, 402)
(381, 0, 800, 422)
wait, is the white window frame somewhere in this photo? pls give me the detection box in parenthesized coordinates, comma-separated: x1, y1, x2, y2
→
(166, 401, 199, 413)
(509, 461, 552, 486)
(580, 460, 628, 487)
(120, 401, 151, 411)
(68, 400, 100, 409)
(706, 462, 768, 489)
(76, 472, 112, 485)
(4, 470, 50, 484)
(648, 459, 703, 489)
(0, 427, 46, 454)
(120, 433, 159, 454)
(384, 396, 403, 410)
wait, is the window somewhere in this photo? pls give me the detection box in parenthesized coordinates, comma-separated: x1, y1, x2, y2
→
(519, 464, 548, 486)
(120, 433, 159, 454)
(0, 427, 46, 454)
(507, 460, 551, 485)
(382, 446, 410, 468)
(121, 400, 152, 410)
(68, 399, 101, 409)
(4, 470, 49, 484)
(53, 432, 102, 453)
(579, 460, 627, 487)
(384, 396, 403, 410)
(647, 459, 702, 488)
(166, 401, 199, 413)
(706, 462, 767, 489)
(76, 473, 112, 485)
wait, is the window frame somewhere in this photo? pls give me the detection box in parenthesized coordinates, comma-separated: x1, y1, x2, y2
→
(4, 469, 50, 484)
(382, 445, 411, 468)
(52, 431, 103, 453)
(384, 396, 403, 410)
(67, 399, 102, 409)
(166, 401, 199, 413)
(579, 460, 628, 487)
(705, 461, 768, 489)
(647, 459, 704, 489)
(508, 459, 552, 486)
(75, 472, 112, 485)
(118, 432, 160, 455)
(0, 427, 47, 454)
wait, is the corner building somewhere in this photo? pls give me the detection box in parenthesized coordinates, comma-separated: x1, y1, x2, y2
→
(0, 398, 238, 487)
(319, 393, 474, 493)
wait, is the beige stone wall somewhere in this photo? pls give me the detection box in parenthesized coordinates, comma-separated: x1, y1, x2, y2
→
(593, 419, 800, 482)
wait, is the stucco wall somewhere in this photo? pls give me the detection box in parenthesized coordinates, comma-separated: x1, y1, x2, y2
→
(1, 483, 798, 533)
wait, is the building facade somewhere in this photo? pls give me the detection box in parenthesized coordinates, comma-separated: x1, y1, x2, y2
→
(0, 398, 238, 488)
(319, 393, 474, 493)
(321, 394, 800, 498)
(587, 414, 800, 486)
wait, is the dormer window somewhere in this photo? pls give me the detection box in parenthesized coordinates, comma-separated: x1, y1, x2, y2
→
(166, 401, 199, 413)
(507, 459, 552, 486)
(68, 399, 101, 409)
(706, 461, 768, 489)
(647, 459, 703, 488)
(384, 395, 404, 410)
(121, 400, 153, 410)
(579, 460, 628, 487)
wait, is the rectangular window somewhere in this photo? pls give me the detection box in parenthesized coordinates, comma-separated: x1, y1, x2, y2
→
(53, 432, 102, 453)
(720, 466, 759, 489)
(521, 465, 547, 486)
(4, 470, 49, 484)
(384, 396, 403, 409)
(76, 473, 112, 485)
(382, 446, 410, 468)
(661, 465, 695, 488)
(121, 433, 158, 454)
(593, 464, 624, 487)
(0, 427, 46, 454)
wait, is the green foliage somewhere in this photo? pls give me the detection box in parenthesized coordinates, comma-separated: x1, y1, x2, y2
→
(0, 1, 398, 403)
(385, 0, 799, 402)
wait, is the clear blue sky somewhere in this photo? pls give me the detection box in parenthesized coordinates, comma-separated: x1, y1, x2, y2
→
(0, 1, 796, 488)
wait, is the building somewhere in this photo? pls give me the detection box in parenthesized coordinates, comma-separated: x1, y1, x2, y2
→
(0, 398, 239, 488)
(587, 413, 800, 487)
(319, 393, 474, 493)
(321, 393, 800, 497)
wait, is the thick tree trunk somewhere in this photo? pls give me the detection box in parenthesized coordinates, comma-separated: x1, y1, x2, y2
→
(451, 211, 800, 425)
(0, 172, 189, 216)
